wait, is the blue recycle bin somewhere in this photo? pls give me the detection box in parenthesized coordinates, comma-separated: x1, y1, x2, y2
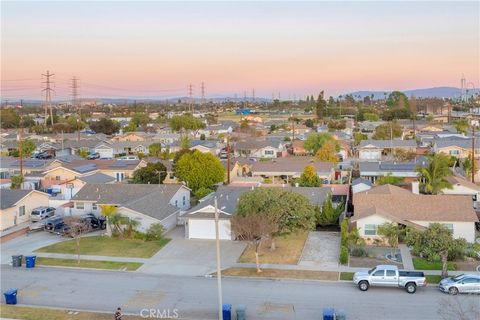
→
(323, 307, 335, 320)
(25, 255, 36, 268)
(4, 288, 17, 305)
(222, 303, 232, 320)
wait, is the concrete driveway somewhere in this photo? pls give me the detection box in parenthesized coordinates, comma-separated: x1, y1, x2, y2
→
(299, 231, 340, 269)
(138, 227, 246, 276)
(0, 231, 68, 265)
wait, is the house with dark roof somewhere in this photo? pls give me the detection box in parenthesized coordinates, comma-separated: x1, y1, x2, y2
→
(0, 190, 50, 231)
(71, 184, 191, 232)
(352, 184, 478, 243)
(358, 158, 427, 183)
(184, 185, 333, 240)
(433, 138, 480, 159)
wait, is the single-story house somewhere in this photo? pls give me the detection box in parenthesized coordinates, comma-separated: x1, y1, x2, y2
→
(442, 175, 480, 209)
(357, 140, 417, 161)
(351, 177, 373, 194)
(234, 139, 287, 159)
(433, 138, 480, 159)
(358, 158, 427, 184)
(184, 185, 332, 240)
(0, 189, 50, 231)
(352, 184, 478, 243)
(71, 183, 191, 232)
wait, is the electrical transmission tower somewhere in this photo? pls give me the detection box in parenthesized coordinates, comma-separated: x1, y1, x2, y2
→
(201, 82, 205, 106)
(252, 89, 255, 102)
(71, 76, 80, 141)
(42, 70, 54, 126)
(188, 83, 193, 113)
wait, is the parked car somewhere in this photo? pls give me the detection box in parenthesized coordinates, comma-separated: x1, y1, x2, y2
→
(30, 206, 55, 222)
(439, 274, 480, 295)
(29, 216, 56, 232)
(44, 216, 65, 233)
(60, 213, 106, 237)
(87, 152, 100, 160)
(353, 265, 427, 294)
(35, 152, 54, 159)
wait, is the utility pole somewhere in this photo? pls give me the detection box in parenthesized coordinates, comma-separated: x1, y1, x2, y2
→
(411, 94, 417, 136)
(214, 197, 224, 320)
(291, 114, 295, 142)
(42, 70, 54, 127)
(252, 89, 255, 103)
(19, 100, 24, 176)
(188, 84, 193, 113)
(71, 76, 80, 141)
(472, 125, 476, 183)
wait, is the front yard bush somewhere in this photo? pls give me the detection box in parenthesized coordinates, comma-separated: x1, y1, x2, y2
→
(350, 247, 366, 257)
(340, 219, 348, 247)
(145, 223, 165, 241)
(340, 245, 349, 265)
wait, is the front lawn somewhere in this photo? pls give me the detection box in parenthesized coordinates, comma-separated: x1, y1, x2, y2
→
(35, 236, 169, 258)
(36, 257, 143, 271)
(0, 305, 144, 320)
(425, 275, 443, 284)
(412, 258, 457, 271)
(238, 232, 308, 265)
(221, 267, 338, 281)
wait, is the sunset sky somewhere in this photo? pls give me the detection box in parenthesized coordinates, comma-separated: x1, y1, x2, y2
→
(1, 1, 479, 100)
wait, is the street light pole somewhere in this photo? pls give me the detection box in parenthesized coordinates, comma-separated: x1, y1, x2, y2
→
(214, 197, 223, 320)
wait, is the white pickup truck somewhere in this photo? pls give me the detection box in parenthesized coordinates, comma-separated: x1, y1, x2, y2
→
(353, 265, 427, 294)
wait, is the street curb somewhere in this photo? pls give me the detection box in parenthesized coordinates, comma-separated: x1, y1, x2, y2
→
(216, 274, 346, 284)
(32, 265, 140, 273)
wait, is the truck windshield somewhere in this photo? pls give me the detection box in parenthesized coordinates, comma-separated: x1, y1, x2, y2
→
(368, 268, 375, 274)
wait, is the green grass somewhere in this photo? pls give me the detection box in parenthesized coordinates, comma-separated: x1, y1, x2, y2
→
(425, 275, 443, 284)
(35, 257, 142, 271)
(412, 258, 457, 271)
(35, 236, 169, 258)
(339, 272, 354, 281)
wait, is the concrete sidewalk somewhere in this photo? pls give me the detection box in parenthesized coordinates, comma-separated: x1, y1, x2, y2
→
(399, 244, 415, 269)
(34, 252, 149, 263)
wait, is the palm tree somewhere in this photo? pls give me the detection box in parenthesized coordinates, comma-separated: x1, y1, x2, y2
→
(123, 218, 140, 239)
(100, 205, 117, 237)
(416, 154, 453, 194)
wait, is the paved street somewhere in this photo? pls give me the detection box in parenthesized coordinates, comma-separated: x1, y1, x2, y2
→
(2, 265, 478, 320)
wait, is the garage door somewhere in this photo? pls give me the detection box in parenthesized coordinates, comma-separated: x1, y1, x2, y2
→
(188, 219, 231, 240)
(96, 148, 113, 159)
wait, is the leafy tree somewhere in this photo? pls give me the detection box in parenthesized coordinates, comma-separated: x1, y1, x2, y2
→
(405, 223, 466, 278)
(100, 205, 118, 237)
(317, 194, 344, 226)
(298, 165, 322, 187)
(180, 135, 190, 149)
(89, 118, 120, 135)
(303, 132, 338, 154)
(327, 119, 346, 130)
(175, 150, 225, 192)
(462, 153, 473, 180)
(236, 188, 316, 250)
(377, 222, 403, 257)
(394, 149, 417, 161)
(364, 113, 379, 121)
(315, 91, 327, 120)
(231, 214, 278, 273)
(194, 187, 214, 199)
(169, 114, 205, 132)
(79, 149, 89, 159)
(145, 223, 165, 241)
(132, 162, 167, 184)
(353, 132, 368, 146)
(453, 119, 469, 135)
(14, 139, 36, 158)
(10, 175, 24, 189)
(148, 143, 162, 158)
(376, 173, 405, 186)
(304, 119, 315, 128)
(315, 141, 339, 164)
(200, 133, 206, 140)
(124, 121, 137, 132)
(0, 109, 20, 128)
(173, 149, 194, 169)
(416, 153, 453, 194)
(386, 91, 409, 109)
(372, 122, 403, 140)
(131, 113, 151, 127)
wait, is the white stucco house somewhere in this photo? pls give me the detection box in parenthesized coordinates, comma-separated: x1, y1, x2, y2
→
(352, 184, 478, 243)
(71, 183, 191, 232)
(351, 178, 373, 194)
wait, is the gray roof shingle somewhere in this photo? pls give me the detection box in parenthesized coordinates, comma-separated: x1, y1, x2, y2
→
(1, 189, 33, 209)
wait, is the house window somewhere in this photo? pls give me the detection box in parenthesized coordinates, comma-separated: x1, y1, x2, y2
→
(264, 150, 274, 156)
(182, 195, 186, 206)
(449, 150, 459, 155)
(76, 202, 85, 210)
(169, 173, 174, 179)
(365, 224, 377, 235)
(442, 223, 454, 232)
(55, 176, 61, 181)
(115, 172, 125, 182)
(92, 203, 97, 211)
(19, 205, 25, 216)
(175, 200, 178, 207)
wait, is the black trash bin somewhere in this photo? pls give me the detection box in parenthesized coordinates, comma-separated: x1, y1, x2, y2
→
(25, 255, 36, 268)
(222, 304, 232, 320)
(236, 304, 246, 320)
(12, 255, 22, 267)
(4, 288, 17, 305)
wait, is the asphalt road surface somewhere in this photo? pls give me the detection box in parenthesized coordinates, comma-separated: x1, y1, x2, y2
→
(1, 266, 479, 320)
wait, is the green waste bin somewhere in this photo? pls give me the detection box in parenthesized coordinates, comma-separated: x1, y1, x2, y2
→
(12, 255, 22, 267)
(236, 304, 246, 320)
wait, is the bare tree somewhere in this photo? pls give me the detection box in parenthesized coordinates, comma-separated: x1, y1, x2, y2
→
(438, 296, 480, 320)
(231, 214, 278, 273)
(63, 216, 91, 264)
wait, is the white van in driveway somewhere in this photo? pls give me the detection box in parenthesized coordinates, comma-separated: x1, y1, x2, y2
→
(30, 207, 55, 222)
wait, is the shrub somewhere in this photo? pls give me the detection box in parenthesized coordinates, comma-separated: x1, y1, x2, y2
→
(133, 231, 146, 241)
(340, 245, 349, 265)
(145, 223, 165, 241)
(350, 247, 366, 257)
(194, 187, 213, 199)
(340, 219, 348, 247)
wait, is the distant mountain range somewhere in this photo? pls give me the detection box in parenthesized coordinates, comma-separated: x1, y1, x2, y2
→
(344, 87, 479, 100)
